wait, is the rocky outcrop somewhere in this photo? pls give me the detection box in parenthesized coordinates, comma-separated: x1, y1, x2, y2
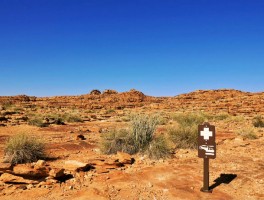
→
(0, 89, 263, 119)
(102, 89, 118, 95)
(0, 95, 36, 104)
(90, 90, 101, 95)
(168, 89, 264, 117)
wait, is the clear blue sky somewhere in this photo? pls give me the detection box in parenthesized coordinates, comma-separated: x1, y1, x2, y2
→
(0, 0, 263, 97)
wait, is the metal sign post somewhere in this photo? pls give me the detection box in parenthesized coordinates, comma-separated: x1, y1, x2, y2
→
(198, 122, 216, 193)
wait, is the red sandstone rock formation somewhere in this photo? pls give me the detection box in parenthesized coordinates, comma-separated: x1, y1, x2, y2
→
(0, 89, 263, 117)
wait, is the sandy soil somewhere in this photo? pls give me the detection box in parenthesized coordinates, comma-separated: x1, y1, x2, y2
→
(0, 118, 263, 200)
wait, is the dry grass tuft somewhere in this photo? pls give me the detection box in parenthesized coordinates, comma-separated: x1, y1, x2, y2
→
(4, 133, 46, 165)
(236, 127, 258, 140)
(169, 112, 206, 149)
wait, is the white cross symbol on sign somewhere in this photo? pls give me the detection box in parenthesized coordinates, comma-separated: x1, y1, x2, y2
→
(200, 127, 213, 140)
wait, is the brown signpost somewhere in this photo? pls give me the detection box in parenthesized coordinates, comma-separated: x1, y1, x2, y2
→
(198, 122, 216, 193)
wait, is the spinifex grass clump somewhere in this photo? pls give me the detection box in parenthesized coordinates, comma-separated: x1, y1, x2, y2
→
(101, 114, 171, 159)
(169, 112, 206, 149)
(28, 117, 47, 127)
(172, 112, 205, 126)
(61, 112, 83, 123)
(236, 127, 258, 140)
(147, 135, 171, 159)
(100, 129, 137, 154)
(130, 114, 160, 151)
(4, 134, 45, 165)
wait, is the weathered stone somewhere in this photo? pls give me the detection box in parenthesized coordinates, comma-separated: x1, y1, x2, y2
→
(95, 167, 110, 174)
(13, 164, 49, 178)
(0, 173, 38, 184)
(76, 134, 86, 140)
(0, 162, 12, 171)
(34, 160, 46, 169)
(117, 151, 134, 164)
(64, 160, 93, 172)
(49, 168, 65, 178)
(45, 177, 59, 184)
(27, 184, 34, 189)
(13, 164, 33, 174)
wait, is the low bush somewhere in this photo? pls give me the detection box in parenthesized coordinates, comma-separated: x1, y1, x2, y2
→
(100, 129, 137, 154)
(100, 114, 171, 159)
(168, 125, 198, 149)
(1, 102, 14, 110)
(172, 112, 206, 126)
(158, 116, 169, 125)
(130, 114, 160, 151)
(236, 128, 258, 140)
(28, 117, 47, 127)
(253, 116, 264, 128)
(203, 112, 231, 121)
(61, 113, 83, 123)
(43, 113, 64, 125)
(105, 109, 116, 114)
(147, 135, 171, 159)
(4, 134, 46, 165)
(213, 113, 231, 120)
(169, 112, 206, 149)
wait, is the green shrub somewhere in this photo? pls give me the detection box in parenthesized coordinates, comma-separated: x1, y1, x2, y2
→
(169, 112, 206, 149)
(101, 114, 170, 159)
(4, 134, 46, 165)
(236, 128, 258, 140)
(253, 116, 264, 127)
(213, 113, 231, 120)
(61, 113, 83, 123)
(2, 102, 14, 110)
(28, 117, 47, 127)
(172, 112, 206, 126)
(105, 109, 116, 114)
(224, 115, 245, 123)
(100, 129, 137, 154)
(201, 112, 231, 121)
(147, 135, 171, 159)
(168, 125, 198, 149)
(130, 114, 160, 151)
(158, 116, 169, 125)
(43, 113, 65, 125)
(121, 116, 130, 122)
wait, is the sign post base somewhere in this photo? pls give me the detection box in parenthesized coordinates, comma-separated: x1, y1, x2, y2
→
(200, 188, 213, 193)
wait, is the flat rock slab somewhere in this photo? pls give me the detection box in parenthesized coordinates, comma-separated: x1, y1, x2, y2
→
(64, 160, 93, 172)
(0, 163, 12, 171)
(0, 173, 38, 184)
(13, 164, 49, 178)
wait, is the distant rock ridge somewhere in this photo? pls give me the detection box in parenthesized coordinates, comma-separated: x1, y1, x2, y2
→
(0, 89, 263, 116)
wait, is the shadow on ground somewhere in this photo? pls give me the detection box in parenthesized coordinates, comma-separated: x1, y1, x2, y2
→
(210, 173, 237, 190)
